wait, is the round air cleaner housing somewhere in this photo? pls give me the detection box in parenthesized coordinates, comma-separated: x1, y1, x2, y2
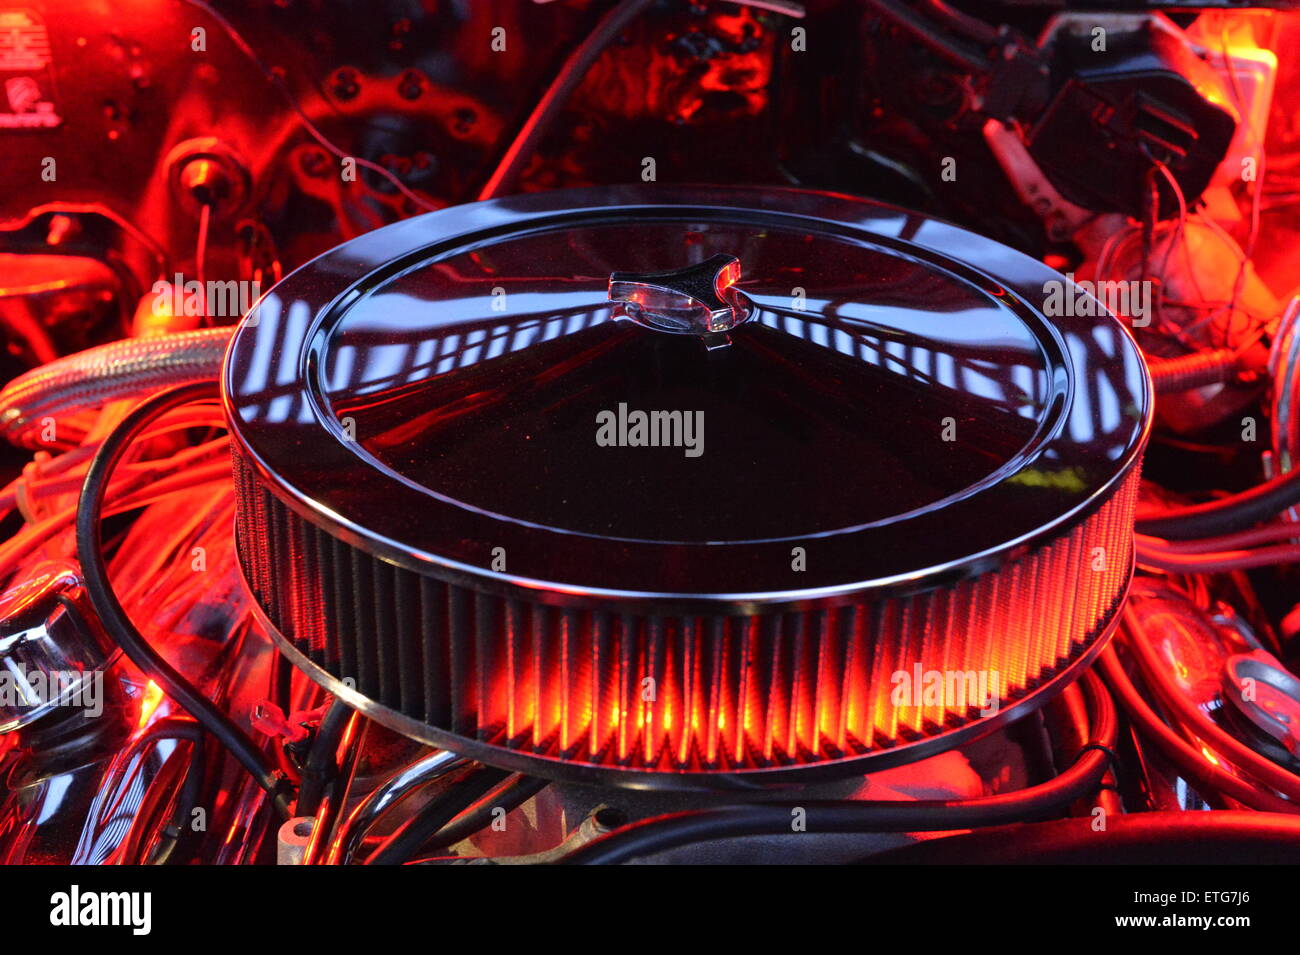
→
(224, 186, 1150, 788)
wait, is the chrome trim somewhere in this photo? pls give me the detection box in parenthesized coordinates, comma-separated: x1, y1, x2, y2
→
(326, 749, 468, 865)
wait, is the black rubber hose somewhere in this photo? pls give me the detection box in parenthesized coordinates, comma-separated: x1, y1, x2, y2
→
(865, 811, 1300, 864)
(130, 717, 206, 865)
(422, 773, 551, 854)
(561, 670, 1116, 865)
(364, 765, 512, 865)
(76, 381, 293, 820)
(1135, 466, 1300, 540)
(919, 0, 998, 45)
(477, 0, 657, 200)
(295, 697, 354, 817)
(863, 0, 990, 73)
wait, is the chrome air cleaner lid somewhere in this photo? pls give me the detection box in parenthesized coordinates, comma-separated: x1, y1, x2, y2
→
(224, 186, 1150, 786)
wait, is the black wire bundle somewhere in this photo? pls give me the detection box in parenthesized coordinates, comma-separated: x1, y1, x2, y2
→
(75, 381, 293, 820)
(1135, 466, 1300, 540)
(560, 670, 1117, 865)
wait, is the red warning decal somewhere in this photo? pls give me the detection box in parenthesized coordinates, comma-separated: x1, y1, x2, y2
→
(0, 9, 61, 129)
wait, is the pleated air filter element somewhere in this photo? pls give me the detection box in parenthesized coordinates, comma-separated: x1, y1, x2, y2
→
(224, 186, 1151, 788)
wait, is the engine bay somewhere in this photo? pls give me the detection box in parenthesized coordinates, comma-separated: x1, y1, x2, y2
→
(3, 0, 1300, 893)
